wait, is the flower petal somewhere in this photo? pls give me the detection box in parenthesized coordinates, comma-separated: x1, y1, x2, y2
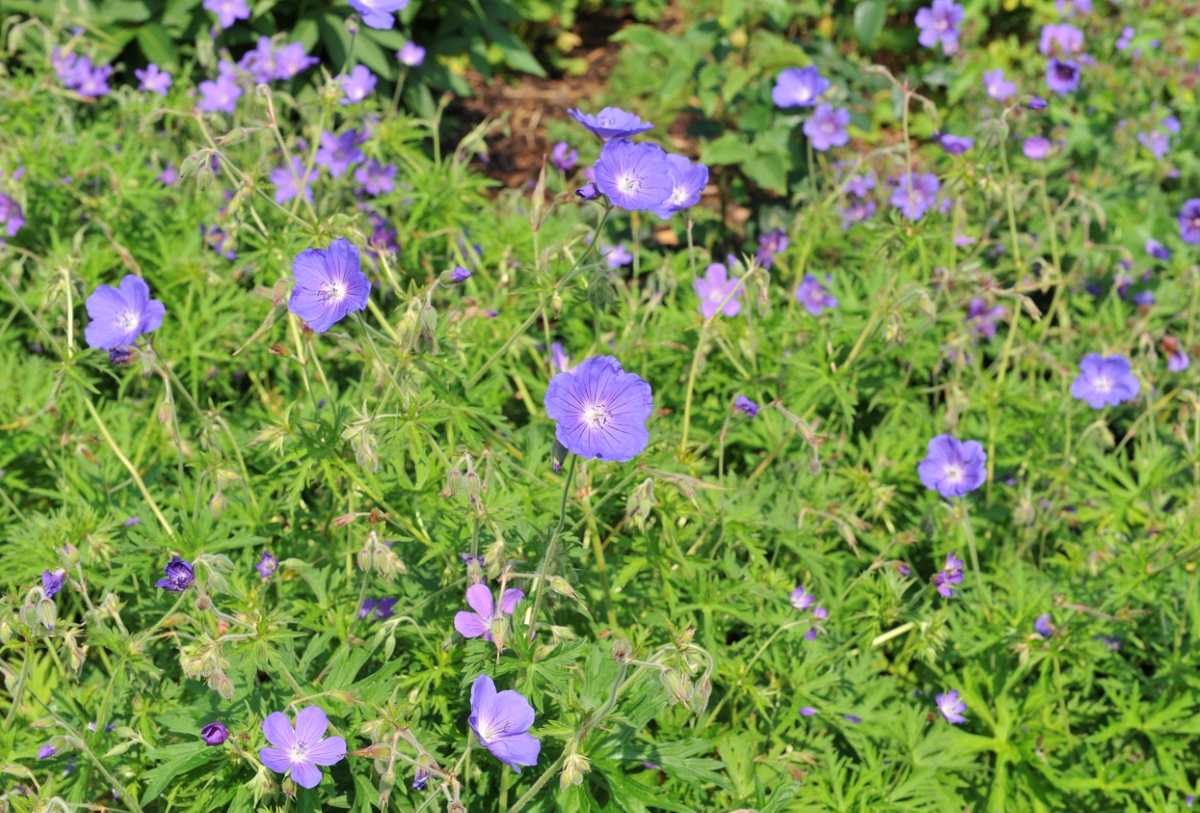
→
(293, 706, 329, 745)
(465, 583, 494, 619)
(500, 589, 525, 615)
(261, 711, 296, 750)
(259, 746, 293, 774)
(304, 736, 346, 767)
(484, 731, 541, 773)
(290, 760, 324, 789)
(454, 611, 489, 639)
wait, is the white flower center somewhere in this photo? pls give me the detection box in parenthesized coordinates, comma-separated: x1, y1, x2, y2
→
(321, 281, 348, 304)
(943, 463, 964, 483)
(583, 404, 610, 428)
(796, 88, 812, 102)
(119, 311, 139, 332)
(935, 19, 948, 30)
(289, 743, 308, 763)
(1092, 375, 1112, 393)
(617, 173, 639, 195)
(670, 187, 688, 205)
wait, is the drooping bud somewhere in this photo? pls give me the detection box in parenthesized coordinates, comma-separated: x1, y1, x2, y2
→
(465, 470, 482, 504)
(693, 675, 713, 716)
(60, 542, 81, 564)
(660, 669, 692, 707)
(209, 491, 227, 518)
(489, 614, 508, 651)
(37, 598, 57, 630)
(551, 439, 568, 472)
(560, 753, 591, 789)
(612, 637, 632, 663)
(447, 469, 463, 499)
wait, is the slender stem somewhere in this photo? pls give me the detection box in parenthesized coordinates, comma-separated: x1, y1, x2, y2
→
(508, 754, 566, 813)
(390, 67, 409, 112)
(679, 323, 710, 453)
(527, 454, 577, 642)
(686, 218, 697, 282)
(960, 500, 992, 622)
(2, 646, 30, 730)
(998, 139, 1024, 271)
(499, 765, 511, 813)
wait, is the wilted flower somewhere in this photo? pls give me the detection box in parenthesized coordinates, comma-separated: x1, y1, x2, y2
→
(203, 0, 250, 28)
(653, 154, 708, 220)
(1022, 136, 1051, 159)
(734, 394, 759, 417)
(568, 106, 654, 140)
(397, 41, 426, 67)
(198, 74, 242, 114)
(694, 263, 742, 319)
(469, 675, 540, 773)
(84, 275, 166, 351)
(259, 706, 346, 789)
(550, 142, 578, 171)
(348, 0, 409, 29)
(270, 158, 318, 205)
(354, 160, 398, 196)
(1071, 354, 1139, 408)
(255, 551, 278, 580)
(983, 69, 1016, 101)
(935, 553, 965, 597)
(544, 356, 653, 462)
(803, 104, 851, 151)
(1178, 199, 1200, 245)
(340, 66, 377, 105)
(288, 239, 372, 333)
(919, 435, 986, 498)
(795, 274, 837, 315)
(42, 569, 66, 598)
(594, 138, 672, 211)
(965, 298, 1006, 338)
(1046, 58, 1081, 95)
(936, 690, 967, 723)
(454, 584, 524, 641)
(772, 66, 829, 108)
(135, 64, 173, 96)
(156, 557, 195, 592)
(915, 0, 964, 55)
(201, 722, 229, 745)
(1034, 614, 1053, 637)
(890, 173, 940, 221)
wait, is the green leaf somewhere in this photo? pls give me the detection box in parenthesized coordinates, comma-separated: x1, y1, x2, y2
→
(480, 20, 547, 77)
(699, 133, 751, 166)
(853, 0, 886, 49)
(141, 743, 219, 805)
(741, 150, 789, 195)
(606, 771, 694, 812)
(355, 32, 396, 81)
(136, 23, 181, 70)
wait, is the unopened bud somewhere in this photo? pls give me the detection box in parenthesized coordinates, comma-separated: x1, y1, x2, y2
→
(465, 470, 482, 503)
(158, 400, 174, 426)
(421, 305, 438, 334)
(344, 15, 360, 34)
(209, 491, 227, 518)
(355, 743, 392, 759)
(560, 753, 590, 789)
(447, 469, 463, 499)
(661, 669, 692, 706)
(357, 546, 372, 572)
(693, 675, 712, 715)
(0, 620, 11, 643)
(195, 593, 213, 611)
(551, 292, 563, 316)
(356, 442, 379, 473)
(489, 615, 508, 650)
(551, 439, 568, 472)
(196, 165, 214, 191)
(37, 598, 57, 630)
(612, 637, 632, 663)
(549, 576, 576, 599)
(61, 542, 81, 564)
(207, 670, 235, 700)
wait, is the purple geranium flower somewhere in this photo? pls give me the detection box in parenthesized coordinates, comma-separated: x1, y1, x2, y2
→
(1116, 26, 1134, 50)
(935, 553, 965, 597)
(757, 228, 789, 269)
(1168, 347, 1190, 372)
(1039, 24, 1084, 56)
(201, 722, 229, 745)
(275, 42, 319, 79)
(800, 706, 818, 717)
(74, 59, 112, 97)
(1132, 291, 1154, 308)
(544, 356, 653, 462)
(354, 160, 398, 196)
(238, 37, 277, 83)
(1137, 129, 1170, 159)
(841, 199, 876, 229)
(568, 106, 654, 140)
(694, 263, 742, 319)
(1145, 239, 1171, 261)
(795, 274, 837, 315)
(360, 598, 399, 620)
(803, 104, 851, 152)
(983, 69, 1016, 101)
(84, 275, 166, 350)
(203, 0, 250, 29)
(790, 585, 816, 611)
(271, 158, 318, 205)
(576, 182, 599, 201)
(454, 583, 524, 640)
(940, 134, 974, 155)
(156, 163, 178, 185)
(53, 48, 83, 88)
(1027, 97, 1048, 111)
(734, 394, 758, 417)
(918, 435, 987, 498)
(38, 745, 56, 759)
(314, 130, 365, 178)
(42, 569, 66, 598)
(653, 154, 708, 220)
(201, 223, 236, 260)
(1034, 614, 1053, 637)
(1022, 136, 1051, 159)
(1178, 199, 1200, 244)
(469, 675, 541, 773)
(551, 142, 578, 171)
(550, 342, 574, 374)
(890, 173, 940, 221)
(288, 239, 371, 333)
(0, 193, 25, 236)
(1046, 58, 1081, 95)
(255, 551, 278, 579)
(348, 0, 409, 29)
(771, 66, 830, 108)
(446, 266, 472, 284)
(936, 690, 967, 723)
(397, 41, 425, 67)
(915, 0, 964, 55)
(340, 66, 377, 105)
(135, 64, 172, 96)
(602, 244, 633, 268)
(155, 557, 195, 592)
(1070, 354, 1139, 408)
(965, 298, 1006, 338)
(259, 706, 346, 789)
(198, 74, 242, 114)
(594, 138, 672, 211)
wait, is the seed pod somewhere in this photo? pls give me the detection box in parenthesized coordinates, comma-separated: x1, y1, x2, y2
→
(560, 753, 590, 789)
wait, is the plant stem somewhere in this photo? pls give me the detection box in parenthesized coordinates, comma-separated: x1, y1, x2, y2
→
(2, 646, 30, 730)
(527, 454, 577, 642)
(499, 765, 511, 813)
(508, 754, 566, 813)
(679, 323, 709, 453)
(960, 500, 992, 622)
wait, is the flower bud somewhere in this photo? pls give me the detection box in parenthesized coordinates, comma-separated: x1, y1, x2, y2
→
(440, 266, 472, 285)
(551, 292, 563, 316)
(357, 546, 372, 572)
(196, 165, 214, 191)
(447, 469, 463, 499)
(195, 593, 213, 612)
(612, 637, 632, 663)
(355, 743, 392, 759)
(560, 753, 590, 789)
(549, 576, 577, 600)
(0, 620, 11, 643)
(19, 602, 37, 628)
(661, 669, 692, 707)
(356, 442, 379, 473)
(575, 182, 599, 200)
(489, 615, 508, 650)
(37, 598, 57, 630)
(60, 542, 81, 564)
(693, 675, 713, 716)
(207, 670, 234, 700)
(209, 491, 227, 518)
(344, 15, 360, 34)
(421, 305, 438, 334)
(551, 439, 568, 472)
(465, 470, 482, 503)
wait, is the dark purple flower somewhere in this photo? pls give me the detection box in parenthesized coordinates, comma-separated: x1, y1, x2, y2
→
(1046, 58, 1081, 95)
(354, 160, 398, 196)
(1034, 614, 1053, 637)
(271, 158, 318, 205)
(936, 690, 967, 723)
(602, 244, 632, 268)
(919, 435, 986, 498)
(201, 722, 229, 745)
(340, 66, 377, 105)
(288, 239, 371, 333)
(1022, 136, 1051, 159)
(1026, 97, 1048, 110)
(800, 707, 818, 716)
(275, 42, 319, 79)
(653, 154, 708, 220)
(155, 557, 194, 591)
(454, 584, 524, 640)
(790, 585, 816, 611)
(260, 706, 346, 789)
(348, 0, 409, 29)
(594, 138, 672, 211)
(984, 69, 1017, 101)
(1178, 199, 1200, 244)
(575, 182, 599, 201)
(844, 714, 862, 725)
(840, 200, 876, 230)
(756, 228, 789, 269)
(38, 745, 56, 759)
(940, 134, 974, 155)
(1071, 354, 1139, 408)
(544, 355, 653, 463)
(803, 104, 851, 152)
(255, 551, 278, 579)
(795, 274, 837, 315)
(694, 263, 742, 319)
(42, 569, 66, 598)
(965, 298, 1006, 338)
(1169, 348, 1190, 372)
(204, 0, 250, 28)
(201, 223, 236, 260)
(397, 42, 425, 67)
(1132, 291, 1155, 308)
(1095, 634, 1121, 651)
(550, 142, 578, 171)
(1145, 239, 1171, 260)
(734, 394, 759, 417)
(568, 106, 653, 140)
(890, 173, 940, 220)
(446, 265, 472, 284)
(0, 193, 24, 237)
(359, 598, 399, 620)
(412, 766, 429, 789)
(1039, 24, 1084, 56)
(156, 163, 178, 185)
(314, 130, 365, 178)
(915, 0, 964, 55)
(135, 64, 172, 96)
(198, 74, 242, 114)
(469, 675, 540, 773)
(84, 275, 166, 350)
(771, 66, 830, 108)
(935, 552, 965, 597)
